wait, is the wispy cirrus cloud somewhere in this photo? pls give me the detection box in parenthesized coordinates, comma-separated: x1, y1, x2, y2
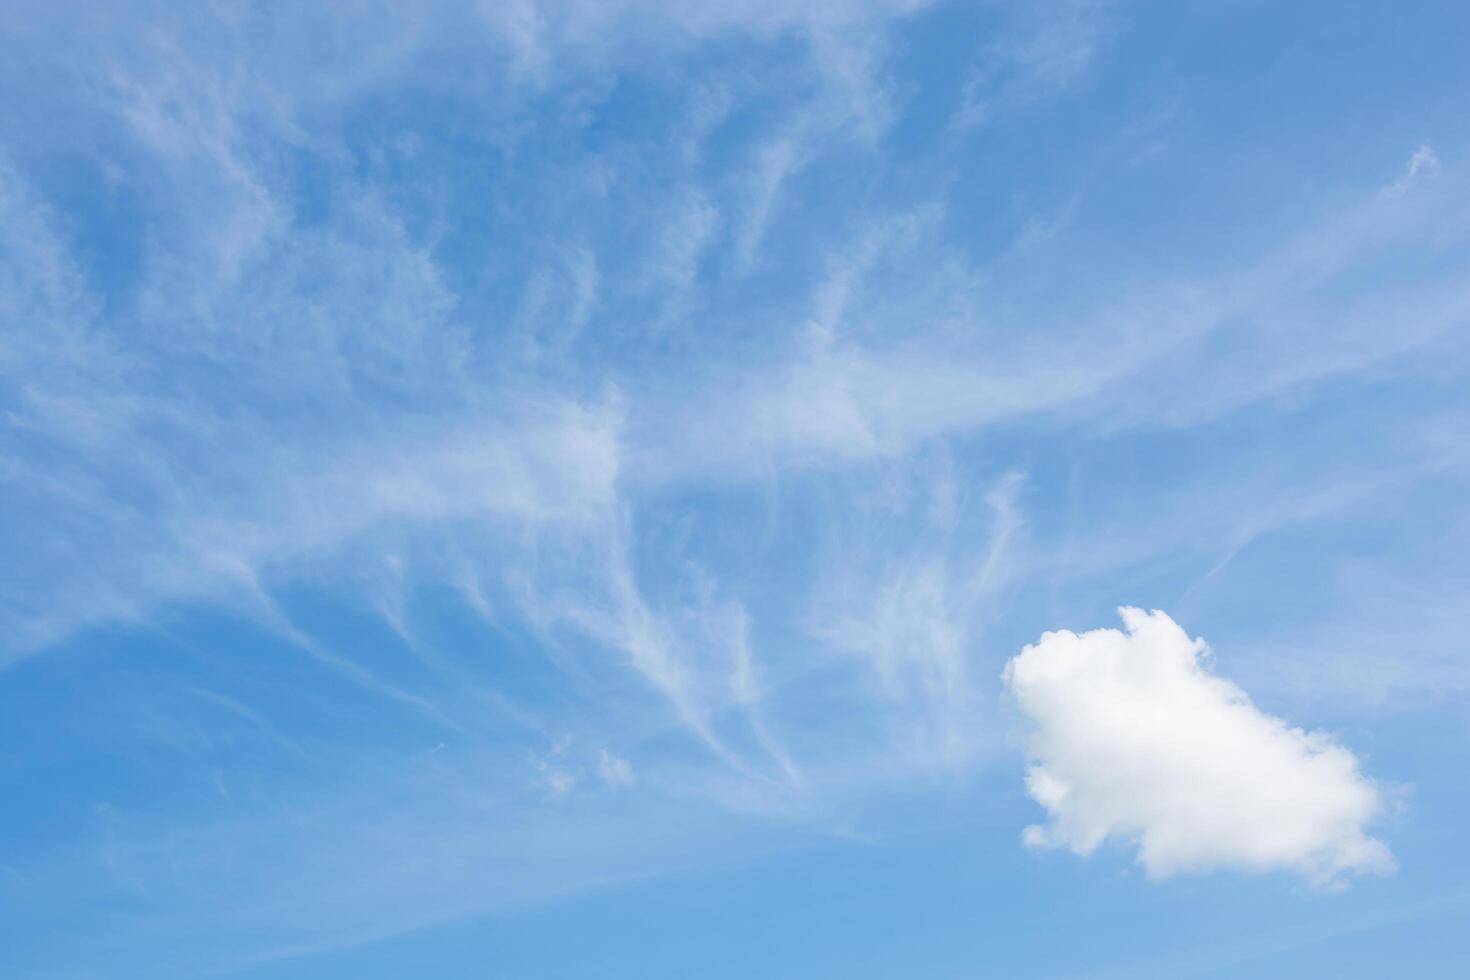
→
(3, 2, 1467, 976)
(954, 0, 1113, 130)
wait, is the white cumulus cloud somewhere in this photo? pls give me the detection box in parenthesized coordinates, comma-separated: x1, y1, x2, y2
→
(1003, 607, 1393, 883)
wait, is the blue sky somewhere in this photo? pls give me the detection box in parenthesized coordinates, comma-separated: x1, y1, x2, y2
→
(3, 1, 1470, 976)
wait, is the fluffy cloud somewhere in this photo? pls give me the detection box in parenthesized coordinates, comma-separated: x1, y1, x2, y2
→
(1003, 608, 1393, 883)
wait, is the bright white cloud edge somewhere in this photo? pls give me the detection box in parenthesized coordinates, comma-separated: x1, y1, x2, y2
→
(1004, 607, 1393, 884)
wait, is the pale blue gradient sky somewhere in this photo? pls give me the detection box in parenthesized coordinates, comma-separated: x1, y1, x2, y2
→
(3, 2, 1469, 977)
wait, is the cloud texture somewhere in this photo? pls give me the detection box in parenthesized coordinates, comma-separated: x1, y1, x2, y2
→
(1005, 608, 1393, 882)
